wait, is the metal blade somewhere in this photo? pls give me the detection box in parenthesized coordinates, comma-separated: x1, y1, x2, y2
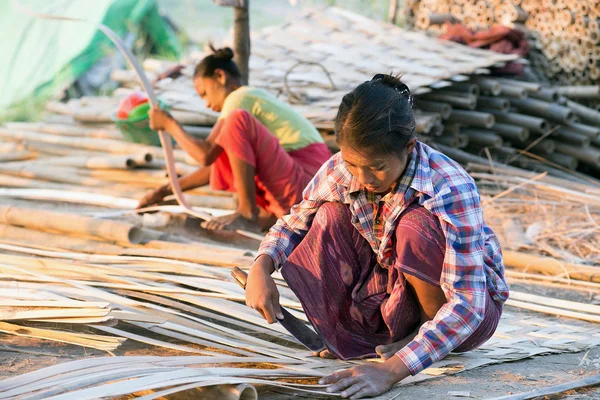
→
(278, 308, 325, 352)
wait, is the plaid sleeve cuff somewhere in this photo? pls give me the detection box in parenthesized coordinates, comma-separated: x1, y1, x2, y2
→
(394, 338, 436, 376)
(256, 241, 288, 271)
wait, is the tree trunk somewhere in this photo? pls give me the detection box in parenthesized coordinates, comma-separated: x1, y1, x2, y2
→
(233, 1, 250, 85)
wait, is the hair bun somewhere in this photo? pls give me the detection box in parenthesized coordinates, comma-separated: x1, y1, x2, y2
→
(371, 74, 410, 94)
(213, 46, 234, 61)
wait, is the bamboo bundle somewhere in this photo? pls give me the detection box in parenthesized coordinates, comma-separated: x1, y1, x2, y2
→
(406, 0, 600, 87)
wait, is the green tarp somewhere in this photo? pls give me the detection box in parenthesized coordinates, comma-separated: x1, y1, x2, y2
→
(1, 0, 182, 119)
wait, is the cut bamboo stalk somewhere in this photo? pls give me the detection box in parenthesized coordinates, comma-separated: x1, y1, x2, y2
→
(0, 128, 189, 162)
(0, 205, 144, 245)
(558, 122, 600, 139)
(556, 85, 600, 98)
(470, 76, 502, 96)
(483, 110, 550, 134)
(477, 96, 510, 112)
(512, 138, 556, 154)
(498, 84, 528, 99)
(420, 91, 477, 110)
(416, 100, 452, 119)
(43, 154, 153, 170)
(564, 99, 600, 124)
(529, 87, 559, 102)
(440, 83, 480, 96)
(545, 152, 579, 170)
(462, 129, 503, 148)
(0, 141, 24, 153)
(509, 98, 576, 124)
(447, 110, 495, 128)
(0, 151, 36, 162)
(554, 142, 600, 166)
(554, 130, 591, 147)
(495, 78, 541, 92)
(435, 135, 460, 148)
(503, 250, 600, 283)
(490, 123, 529, 142)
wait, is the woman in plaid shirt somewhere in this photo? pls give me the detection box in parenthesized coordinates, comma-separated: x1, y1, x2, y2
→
(245, 74, 509, 399)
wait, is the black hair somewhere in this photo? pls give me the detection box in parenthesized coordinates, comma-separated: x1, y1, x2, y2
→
(334, 73, 415, 156)
(194, 44, 242, 80)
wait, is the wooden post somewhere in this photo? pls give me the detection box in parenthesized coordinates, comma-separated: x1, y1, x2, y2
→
(389, 0, 399, 25)
(234, 0, 250, 85)
(213, 0, 251, 84)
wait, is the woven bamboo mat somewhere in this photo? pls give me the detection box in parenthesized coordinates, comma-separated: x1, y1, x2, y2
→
(1, 244, 599, 399)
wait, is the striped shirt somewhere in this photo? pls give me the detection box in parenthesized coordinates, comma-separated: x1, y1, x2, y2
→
(258, 141, 509, 375)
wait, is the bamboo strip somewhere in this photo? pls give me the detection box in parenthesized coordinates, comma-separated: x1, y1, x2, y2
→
(488, 374, 600, 400)
(3, 122, 123, 140)
(0, 225, 125, 254)
(0, 321, 125, 351)
(510, 291, 600, 315)
(506, 299, 600, 322)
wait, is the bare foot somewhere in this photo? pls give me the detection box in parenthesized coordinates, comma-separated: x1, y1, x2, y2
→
(200, 212, 261, 233)
(312, 349, 336, 359)
(375, 332, 418, 360)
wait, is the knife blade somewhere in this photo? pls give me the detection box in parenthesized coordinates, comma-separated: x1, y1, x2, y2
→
(231, 266, 325, 352)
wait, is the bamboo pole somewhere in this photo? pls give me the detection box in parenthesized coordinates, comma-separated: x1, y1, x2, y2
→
(0, 205, 144, 245)
(556, 85, 600, 98)
(476, 96, 510, 112)
(447, 110, 495, 128)
(554, 142, 600, 166)
(509, 98, 576, 124)
(490, 123, 530, 142)
(462, 129, 503, 148)
(503, 250, 600, 283)
(483, 110, 550, 134)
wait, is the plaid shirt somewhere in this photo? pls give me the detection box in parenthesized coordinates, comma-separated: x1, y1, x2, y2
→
(258, 141, 509, 375)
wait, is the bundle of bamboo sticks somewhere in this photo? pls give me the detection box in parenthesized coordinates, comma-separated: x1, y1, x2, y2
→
(405, 0, 600, 86)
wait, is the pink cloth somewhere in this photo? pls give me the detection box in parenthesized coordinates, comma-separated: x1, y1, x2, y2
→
(209, 109, 331, 218)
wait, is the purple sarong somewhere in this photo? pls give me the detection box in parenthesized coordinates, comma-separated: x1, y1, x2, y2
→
(281, 202, 501, 360)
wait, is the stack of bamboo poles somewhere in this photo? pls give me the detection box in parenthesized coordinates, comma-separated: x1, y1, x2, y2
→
(405, 0, 600, 86)
(416, 76, 600, 179)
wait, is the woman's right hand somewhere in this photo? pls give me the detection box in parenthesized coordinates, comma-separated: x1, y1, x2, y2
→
(246, 255, 283, 324)
(137, 186, 168, 209)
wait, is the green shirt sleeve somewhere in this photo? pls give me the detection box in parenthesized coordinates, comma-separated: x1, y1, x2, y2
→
(219, 87, 256, 120)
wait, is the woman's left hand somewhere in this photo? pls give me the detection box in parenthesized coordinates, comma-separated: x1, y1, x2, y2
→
(148, 106, 174, 131)
(319, 356, 410, 399)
